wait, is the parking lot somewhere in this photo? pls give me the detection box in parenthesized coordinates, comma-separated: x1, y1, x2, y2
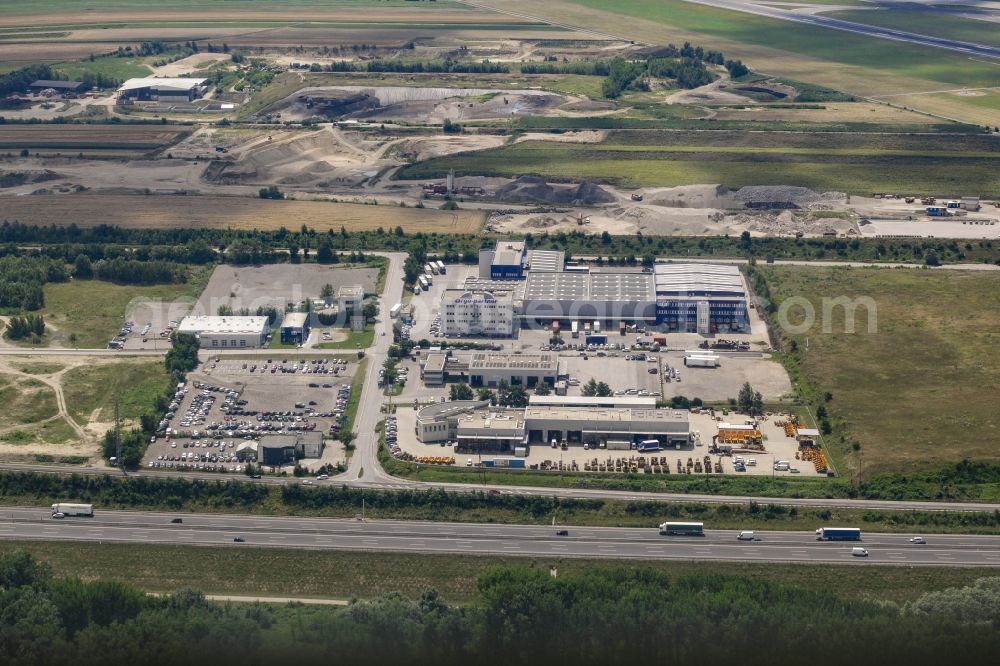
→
(194, 264, 378, 315)
(391, 407, 826, 477)
(142, 356, 358, 473)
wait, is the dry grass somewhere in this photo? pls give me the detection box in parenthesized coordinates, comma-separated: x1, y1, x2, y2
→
(761, 266, 1000, 475)
(874, 91, 1000, 127)
(0, 194, 485, 233)
(709, 102, 939, 124)
(0, 125, 190, 155)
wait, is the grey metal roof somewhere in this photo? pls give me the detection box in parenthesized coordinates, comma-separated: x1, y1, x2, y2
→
(523, 271, 654, 301)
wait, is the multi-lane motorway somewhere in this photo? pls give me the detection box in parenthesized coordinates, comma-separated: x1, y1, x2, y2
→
(3, 507, 1000, 566)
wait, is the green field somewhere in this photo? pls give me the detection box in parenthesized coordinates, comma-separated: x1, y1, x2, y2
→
(827, 8, 1000, 49)
(0, 375, 58, 429)
(1, 539, 992, 604)
(40, 267, 210, 349)
(316, 327, 375, 350)
(568, 0, 1000, 89)
(61, 361, 169, 424)
(758, 266, 1000, 477)
(399, 130, 1000, 194)
(50, 55, 153, 82)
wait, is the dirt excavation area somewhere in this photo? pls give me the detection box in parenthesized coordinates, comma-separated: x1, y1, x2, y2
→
(261, 85, 585, 123)
(487, 184, 860, 237)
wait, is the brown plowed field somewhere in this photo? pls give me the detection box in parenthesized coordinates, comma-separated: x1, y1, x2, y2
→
(0, 125, 190, 155)
(0, 194, 485, 233)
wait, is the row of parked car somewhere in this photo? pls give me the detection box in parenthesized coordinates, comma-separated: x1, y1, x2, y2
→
(385, 415, 399, 456)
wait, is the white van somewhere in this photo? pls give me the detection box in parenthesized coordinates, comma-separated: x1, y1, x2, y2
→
(737, 531, 755, 541)
(851, 547, 869, 557)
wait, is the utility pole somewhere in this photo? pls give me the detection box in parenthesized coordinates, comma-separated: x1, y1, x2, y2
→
(114, 395, 125, 476)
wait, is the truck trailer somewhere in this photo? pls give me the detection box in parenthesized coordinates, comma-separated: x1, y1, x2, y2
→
(571, 321, 579, 338)
(389, 303, 402, 319)
(435, 260, 446, 274)
(815, 527, 862, 541)
(659, 521, 704, 536)
(684, 355, 719, 368)
(51, 503, 94, 517)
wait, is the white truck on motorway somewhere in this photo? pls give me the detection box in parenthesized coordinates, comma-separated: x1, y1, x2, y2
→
(51, 503, 93, 517)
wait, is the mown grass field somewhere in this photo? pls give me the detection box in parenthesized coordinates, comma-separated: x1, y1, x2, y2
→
(565, 0, 1000, 89)
(41, 268, 211, 349)
(61, 361, 169, 423)
(0, 540, 994, 604)
(826, 9, 1000, 49)
(0, 195, 485, 235)
(759, 266, 1000, 476)
(400, 130, 1000, 194)
(0, 125, 191, 155)
(316, 328, 375, 351)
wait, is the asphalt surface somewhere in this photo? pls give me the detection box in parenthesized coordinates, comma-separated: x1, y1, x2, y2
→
(4, 462, 1000, 513)
(683, 0, 1000, 60)
(3, 507, 999, 566)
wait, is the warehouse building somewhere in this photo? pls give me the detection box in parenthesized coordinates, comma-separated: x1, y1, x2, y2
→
(257, 432, 324, 466)
(525, 249, 565, 272)
(442, 288, 515, 337)
(29, 80, 87, 95)
(117, 77, 207, 102)
(521, 270, 657, 324)
(654, 264, 749, 334)
(467, 352, 559, 388)
(415, 401, 690, 452)
(177, 315, 270, 349)
(280, 312, 310, 345)
(479, 240, 526, 279)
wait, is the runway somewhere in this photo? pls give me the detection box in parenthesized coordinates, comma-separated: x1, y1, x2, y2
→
(3, 507, 999, 566)
(683, 0, 1000, 60)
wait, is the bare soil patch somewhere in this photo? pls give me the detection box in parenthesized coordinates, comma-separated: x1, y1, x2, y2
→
(0, 193, 485, 233)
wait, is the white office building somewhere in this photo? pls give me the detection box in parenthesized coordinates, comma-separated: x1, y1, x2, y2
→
(177, 315, 270, 349)
(442, 289, 515, 337)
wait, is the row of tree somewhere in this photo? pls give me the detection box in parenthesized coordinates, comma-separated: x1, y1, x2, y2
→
(2, 549, 998, 665)
(320, 58, 509, 74)
(3, 313, 44, 341)
(73, 255, 187, 285)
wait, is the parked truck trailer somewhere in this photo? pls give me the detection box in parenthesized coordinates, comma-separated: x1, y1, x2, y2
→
(684, 355, 719, 368)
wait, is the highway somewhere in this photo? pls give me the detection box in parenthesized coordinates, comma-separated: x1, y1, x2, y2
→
(3, 507, 1000, 566)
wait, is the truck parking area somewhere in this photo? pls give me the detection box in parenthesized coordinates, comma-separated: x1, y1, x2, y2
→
(142, 356, 357, 473)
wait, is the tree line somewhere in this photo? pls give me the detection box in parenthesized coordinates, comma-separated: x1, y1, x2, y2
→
(319, 58, 509, 74)
(0, 64, 54, 96)
(0, 255, 68, 310)
(2, 550, 999, 665)
(2, 220, 998, 268)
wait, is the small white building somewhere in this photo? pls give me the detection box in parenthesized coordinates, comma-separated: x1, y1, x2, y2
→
(442, 289, 515, 337)
(177, 315, 270, 349)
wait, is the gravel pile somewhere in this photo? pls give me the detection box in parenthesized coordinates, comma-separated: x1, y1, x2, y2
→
(495, 175, 614, 205)
(732, 185, 821, 205)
